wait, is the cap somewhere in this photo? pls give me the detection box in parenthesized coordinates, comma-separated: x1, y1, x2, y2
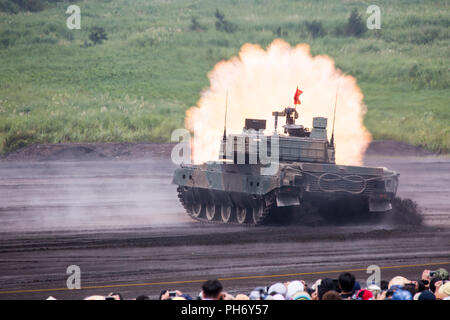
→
(434, 268, 449, 281)
(268, 282, 287, 296)
(438, 281, 450, 296)
(287, 281, 305, 299)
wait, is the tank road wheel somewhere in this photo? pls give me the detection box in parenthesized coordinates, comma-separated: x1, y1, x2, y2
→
(221, 206, 235, 223)
(252, 201, 266, 225)
(236, 207, 249, 224)
(206, 203, 219, 221)
(192, 202, 205, 218)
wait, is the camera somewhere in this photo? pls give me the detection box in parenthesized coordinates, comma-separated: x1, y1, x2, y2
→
(169, 291, 177, 297)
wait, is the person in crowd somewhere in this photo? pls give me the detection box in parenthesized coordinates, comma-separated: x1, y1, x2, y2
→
(392, 289, 412, 300)
(286, 280, 305, 300)
(268, 282, 287, 298)
(106, 292, 123, 300)
(354, 289, 373, 300)
(200, 279, 224, 300)
(322, 291, 342, 300)
(417, 290, 436, 300)
(435, 280, 450, 300)
(53, 267, 450, 300)
(291, 291, 312, 300)
(338, 273, 355, 300)
(317, 278, 337, 300)
(160, 289, 192, 300)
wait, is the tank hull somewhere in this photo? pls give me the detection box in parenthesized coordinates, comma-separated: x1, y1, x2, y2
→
(173, 161, 399, 225)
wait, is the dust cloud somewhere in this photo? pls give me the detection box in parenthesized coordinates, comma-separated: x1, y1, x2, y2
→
(0, 159, 189, 232)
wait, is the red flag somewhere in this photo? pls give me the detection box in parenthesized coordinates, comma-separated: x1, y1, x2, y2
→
(294, 87, 303, 105)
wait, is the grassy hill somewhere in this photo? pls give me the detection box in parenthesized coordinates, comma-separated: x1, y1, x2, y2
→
(0, 0, 448, 153)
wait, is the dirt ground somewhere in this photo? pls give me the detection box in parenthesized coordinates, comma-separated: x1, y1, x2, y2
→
(0, 141, 449, 300)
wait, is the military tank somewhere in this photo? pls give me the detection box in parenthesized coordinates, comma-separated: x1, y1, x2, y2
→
(173, 96, 399, 226)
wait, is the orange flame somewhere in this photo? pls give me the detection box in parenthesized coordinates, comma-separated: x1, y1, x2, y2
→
(186, 39, 371, 165)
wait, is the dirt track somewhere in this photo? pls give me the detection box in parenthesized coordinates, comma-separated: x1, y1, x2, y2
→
(0, 143, 449, 300)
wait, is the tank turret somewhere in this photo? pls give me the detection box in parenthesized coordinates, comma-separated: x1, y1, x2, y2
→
(219, 106, 335, 164)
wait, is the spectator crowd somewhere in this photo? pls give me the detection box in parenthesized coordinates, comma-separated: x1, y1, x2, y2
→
(49, 267, 450, 300)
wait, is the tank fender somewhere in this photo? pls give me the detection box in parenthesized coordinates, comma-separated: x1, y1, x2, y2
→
(276, 193, 300, 207)
(369, 198, 392, 212)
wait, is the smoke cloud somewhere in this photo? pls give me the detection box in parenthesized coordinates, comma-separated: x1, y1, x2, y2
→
(186, 39, 371, 165)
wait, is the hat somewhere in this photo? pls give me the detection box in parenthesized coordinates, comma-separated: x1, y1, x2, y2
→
(418, 290, 436, 300)
(248, 290, 262, 300)
(84, 295, 106, 300)
(311, 279, 322, 291)
(392, 289, 412, 300)
(367, 284, 381, 296)
(272, 293, 285, 300)
(388, 276, 409, 289)
(223, 293, 235, 300)
(438, 281, 450, 296)
(355, 289, 373, 300)
(292, 291, 312, 300)
(249, 287, 267, 300)
(287, 281, 304, 299)
(268, 282, 287, 296)
(434, 268, 449, 280)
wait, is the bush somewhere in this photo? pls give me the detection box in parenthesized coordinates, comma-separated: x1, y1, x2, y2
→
(304, 20, 325, 38)
(20, 0, 44, 12)
(215, 9, 237, 33)
(0, 0, 20, 13)
(89, 27, 108, 45)
(0, 29, 20, 49)
(345, 8, 366, 37)
(189, 17, 207, 32)
(3, 131, 37, 153)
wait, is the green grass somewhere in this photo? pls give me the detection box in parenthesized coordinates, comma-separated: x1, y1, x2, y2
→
(0, 0, 449, 153)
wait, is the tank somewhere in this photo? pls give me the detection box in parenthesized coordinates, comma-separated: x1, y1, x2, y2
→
(173, 104, 399, 225)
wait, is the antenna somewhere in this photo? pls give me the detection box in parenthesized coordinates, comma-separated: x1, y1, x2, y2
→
(223, 89, 228, 141)
(330, 89, 338, 146)
(221, 89, 228, 160)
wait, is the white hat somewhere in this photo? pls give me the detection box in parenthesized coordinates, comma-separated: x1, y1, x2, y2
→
(268, 282, 287, 296)
(287, 281, 305, 299)
(311, 279, 322, 291)
(249, 290, 263, 300)
(272, 293, 285, 300)
(368, 284, 381, 296)
(84, 295, 106, 300)
(249, 287, 267, 300)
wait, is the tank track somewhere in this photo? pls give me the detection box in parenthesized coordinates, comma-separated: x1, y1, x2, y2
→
(177, 186, 275, 226)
